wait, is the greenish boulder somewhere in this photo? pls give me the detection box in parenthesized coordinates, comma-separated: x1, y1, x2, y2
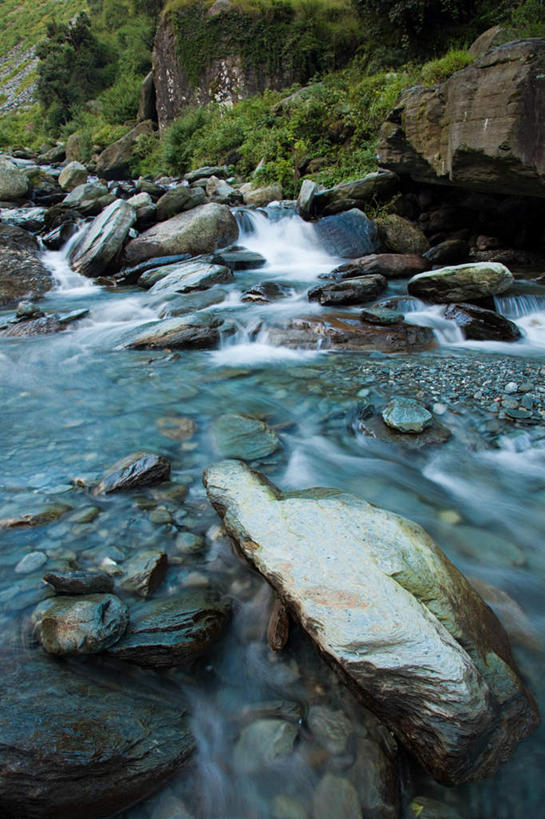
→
(377, 214, 430, 255)
(123, 203, 239, 266)
(156, 185, 206, 221)
(124, 312, 234, 350)
(0, 157, 28, 200)
(58, 161, 88, 192)
(32, 593, 128, 655)
(211, 413, 280, 460)
(408, 262, 514, 303)
(382, 397, 433, 433)
(204, 460, 539, 786)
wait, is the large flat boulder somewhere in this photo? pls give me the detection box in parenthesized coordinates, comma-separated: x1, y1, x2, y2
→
(71, 200, 136, 278)
(123, 203, 239, 266)
(204, 461, 539, 786)
(408, 262, 514, 302)
(0, 650, 194, 818)
(377, 39, 545, 197)
(124, 312, 234, 350)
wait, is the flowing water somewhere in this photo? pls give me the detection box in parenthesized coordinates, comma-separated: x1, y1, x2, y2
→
(1, 205, 545, 818)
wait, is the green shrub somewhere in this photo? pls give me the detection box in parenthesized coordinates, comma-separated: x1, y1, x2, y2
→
(420, 50, 474, 85)
(99, 73, 142, 123)
(509, 0, 545, 37)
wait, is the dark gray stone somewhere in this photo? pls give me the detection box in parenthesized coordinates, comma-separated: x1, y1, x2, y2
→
(43, 570, 114, 595)
(95, 452, 171, 494)
(308, 275, 387, 306)
(313, 209, 379, 258)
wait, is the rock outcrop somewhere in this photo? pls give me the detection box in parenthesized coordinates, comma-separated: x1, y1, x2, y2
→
(204, 460, 539, 786)
(152, 1, 363, 132)
(377, 39, 545, 198)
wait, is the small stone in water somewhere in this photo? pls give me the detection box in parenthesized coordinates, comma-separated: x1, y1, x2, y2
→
(43, 570, 114, 595)
(433, 402, 447, 415)
(16, 301, 44, 319)
(233, 719, 298, 774)
(149, 506, 174, 525)
(382, 397, 433, 433)
(357, 388, 370, 397)
(118, 550, 168, 597)
(15, 551, 47, 574)
(175, 531, 205, 554)
(504, 382, 518, 394)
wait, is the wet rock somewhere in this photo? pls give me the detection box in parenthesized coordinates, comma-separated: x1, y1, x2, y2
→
(42, 222, 79, 250)
(0, 649, 194, 818)
(95, 452, 171, 494)
(308, 275, 387, 306)
(424, 239, 469, 266)
(0, 310, 89, 338)
(357, 411, 451, 449)
(15, 551, 48, 575)
(408, 262, 514, 302)
(348, 731, 400, 819)
(43, 570, 114, 595)
(58, 161, 88, 192)
(311, 170, 399, 217)
(211, 413, 280, 460)
(204, 460, 539, 785)
(445, 525, 525, 568)
(242, 281, 289, 303)
(206, 175, 243, 205)
(297, 178, 321, 220)
(159, 288, 227, 317)
(63, 182, 111, 214)
(32, 593, 129, 654)
(125, 313, 234, 350)
(242, 183, 283, 206)
(0, 157, 28, 200)
(313, 774, 362, 819)
(0, 205, 47, 231)
(313, 209, 379, 258)
(125, 254, 194, 287)
(377, 214, 429, 255)
(212, 248, 267, 270)
(184, 166, 228, 183)
(107, 589, 231, 667)
(359, 306, 403, 325)
(0, 245, 53, 306)
(118, 550, 168, 598)
(332, 253, 429, 280)
(147, 261, 233, 297)
(444, 302, 521, 341)
(233, 719, 298, 774)
(382, 397, 432, 433)
(27, 169, 63, 204)
(156, 185, 206, 222)
(267, 314, 434, 354)
(95, 120, 156, 180)
(40, 142, 66, 163)
(272, 795, 307, 819)
(71, 200, 136, 278)
(123, 203, 239, 266)
(0, 502, 71, 529)
(15, 301, 44, 319)
(0, 223, 38, 252)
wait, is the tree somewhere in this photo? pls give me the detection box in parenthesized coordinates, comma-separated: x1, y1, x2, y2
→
(35, 13, 113, 130)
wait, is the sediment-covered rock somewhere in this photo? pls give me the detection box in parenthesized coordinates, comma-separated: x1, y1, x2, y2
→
(211, 413, 280, 460)
(147, 262, 233, 297)
(124, 312, 234, 350)
(0, 157, 28, 200)
(204, 460, 539, 785)
(58, 161, 87, 192)
(444, 302, 522, 341)
(266, 314, 434, 353)
(308, 275, 387, 306)
(0, 245, 53, 306)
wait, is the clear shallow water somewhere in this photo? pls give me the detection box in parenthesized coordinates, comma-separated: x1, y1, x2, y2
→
(1, 207, 545, 818)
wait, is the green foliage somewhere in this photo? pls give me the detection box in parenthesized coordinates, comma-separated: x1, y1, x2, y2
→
(0, 106, 47, 150)
(130, 131, 165, 176)
(35, 13, 113, 130)
(99, 73, 142, 123)
(0, 0, 87, 56)
(419, 49, 474, 85)
(509, 0, 545, 37)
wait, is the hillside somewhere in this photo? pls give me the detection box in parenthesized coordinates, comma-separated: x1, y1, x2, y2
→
(0, 0, 87, 115)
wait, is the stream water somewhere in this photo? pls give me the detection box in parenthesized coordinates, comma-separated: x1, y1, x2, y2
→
(1, 204, 545, 818)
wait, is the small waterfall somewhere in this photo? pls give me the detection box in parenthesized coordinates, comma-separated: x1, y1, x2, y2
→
(41, 224, 95, 295)
(235, 206, 339, 282)
(494, 294, 545, 318)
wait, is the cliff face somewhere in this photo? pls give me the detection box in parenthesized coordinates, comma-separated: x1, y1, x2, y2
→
(377, 39, 545, 198)
(153, 0, 362, 132)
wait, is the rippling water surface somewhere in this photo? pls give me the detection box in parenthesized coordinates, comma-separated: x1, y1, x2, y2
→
(1, 205, 544, 818)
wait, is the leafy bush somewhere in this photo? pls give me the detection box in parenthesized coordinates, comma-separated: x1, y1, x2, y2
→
(99, 73, 142, 123)
(419, 50, 474, 85)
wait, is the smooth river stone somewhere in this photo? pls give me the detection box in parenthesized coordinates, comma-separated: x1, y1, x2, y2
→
(381, 397, 433, 433)
(211, 413, 280, 461)
(204, 460, 539, 786)
(32, 593, 128, 655)
(95, 452, 171, 494)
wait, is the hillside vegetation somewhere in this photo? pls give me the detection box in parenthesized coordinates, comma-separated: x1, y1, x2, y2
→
(0, 0, 543, 192)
